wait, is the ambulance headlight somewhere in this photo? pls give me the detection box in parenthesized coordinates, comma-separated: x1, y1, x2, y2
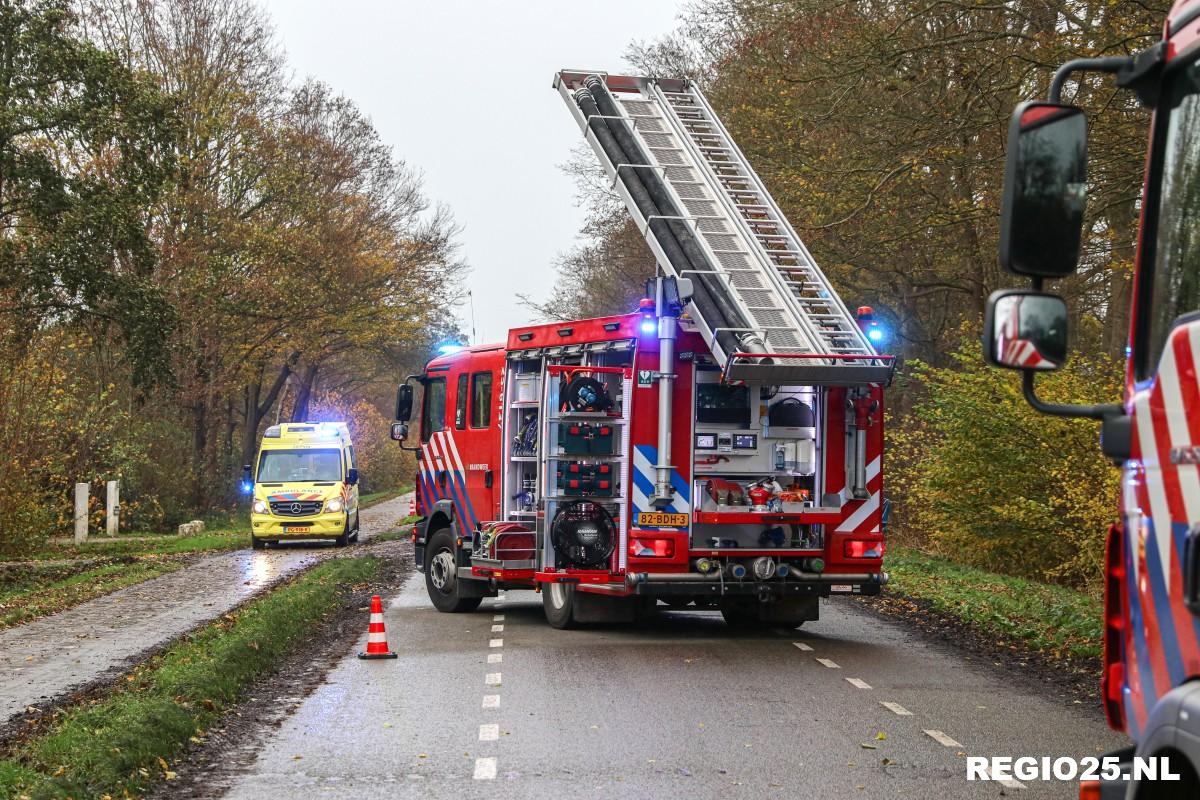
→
(252, 499, 268, 514)
(325, 497, 344, 514)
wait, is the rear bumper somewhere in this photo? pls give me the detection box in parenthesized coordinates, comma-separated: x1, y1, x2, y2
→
(251, 512, 346, 539)
(627, 571, 886, 598)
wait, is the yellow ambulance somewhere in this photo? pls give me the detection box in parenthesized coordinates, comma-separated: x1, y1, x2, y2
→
(246, 422, 360, 548)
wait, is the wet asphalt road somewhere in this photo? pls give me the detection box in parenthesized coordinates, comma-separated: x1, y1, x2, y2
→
(0, 494, 412, 725)
(223, 574, 1128, 800)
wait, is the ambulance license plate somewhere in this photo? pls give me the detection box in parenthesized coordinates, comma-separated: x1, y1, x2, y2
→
(636, 512, 689, 528)
(282, 525, 308, 533)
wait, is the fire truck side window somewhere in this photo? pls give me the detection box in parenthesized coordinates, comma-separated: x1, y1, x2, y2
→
(470, 372, 492, 429)
(421, 378, 446, 443)
(455, 373, 468, 429)
(1139, 60, 1200, 380)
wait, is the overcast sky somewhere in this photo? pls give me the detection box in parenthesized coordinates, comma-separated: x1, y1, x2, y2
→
(259, 0, 684, 344)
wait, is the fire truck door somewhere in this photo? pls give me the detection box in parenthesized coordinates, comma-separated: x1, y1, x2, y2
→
(462, 369, 498, 520)
(1126, 316, 1200, 699)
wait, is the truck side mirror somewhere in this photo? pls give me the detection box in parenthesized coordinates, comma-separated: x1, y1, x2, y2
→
(346, 468, 359, 486)
(390, 422, 409, 442)
(999, 102, 1088, 279)
(983, 290, 1069, 371)
(395, 384, 414, 422)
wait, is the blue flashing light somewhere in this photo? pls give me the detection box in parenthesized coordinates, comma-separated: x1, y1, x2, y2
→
(867, 326, 885, 343)
(437, 343, 465, 355)
(640, 317, 657, 335)
(240, 480, 253, 495)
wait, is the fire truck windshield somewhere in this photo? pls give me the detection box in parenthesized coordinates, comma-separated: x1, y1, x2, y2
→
(1141, 57, 1200, 379)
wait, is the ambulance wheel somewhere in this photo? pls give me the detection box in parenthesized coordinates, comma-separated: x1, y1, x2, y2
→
(426, 529, 482, 613)
(543, 582, 577, 629)
(251, 536, 266, 550)
(350, 512, 360, 542)
(335, 519, 350, 547)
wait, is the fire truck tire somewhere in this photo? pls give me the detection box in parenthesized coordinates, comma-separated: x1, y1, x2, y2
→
(425, 529, 483, 613)
(543, 581, 577, 629)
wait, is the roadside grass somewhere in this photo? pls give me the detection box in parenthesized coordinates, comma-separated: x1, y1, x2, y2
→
(0, 555, 381, 800)
(884, 545, 1103, 662)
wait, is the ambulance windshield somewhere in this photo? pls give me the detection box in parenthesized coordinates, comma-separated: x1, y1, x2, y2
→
(257, 449, 342, 482)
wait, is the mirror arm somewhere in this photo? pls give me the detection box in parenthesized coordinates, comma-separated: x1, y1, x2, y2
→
(1022, 371, 1122, 420)
(1048, 56, 1132, 103)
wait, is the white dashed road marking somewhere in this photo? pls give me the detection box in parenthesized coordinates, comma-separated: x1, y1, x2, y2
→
(491, 624, 504, 633)
(845, 677, 872, 689)
(482, 695, 500, 709)
(489, 638, 503, 648)
(816, 658, 840, 669)
(493, 614, 505, 621)
(881, 702, 912, 716)
(479, 723, 499, 742)
(485, 672, 502, 686)
(792, 642, 813, 651)
(924, 730, 963, 748)
(473, 757, 497, 780)
(986, 768, 1026, 789)
(488, 653, 502, 664)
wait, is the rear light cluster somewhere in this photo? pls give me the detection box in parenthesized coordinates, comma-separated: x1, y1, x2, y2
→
(629, 537, 674, 558)
(1101, 522, 1127, 732)
(843, 538, 884, 559)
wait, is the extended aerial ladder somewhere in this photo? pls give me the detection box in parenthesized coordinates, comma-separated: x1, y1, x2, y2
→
(554, 71, 893, 386)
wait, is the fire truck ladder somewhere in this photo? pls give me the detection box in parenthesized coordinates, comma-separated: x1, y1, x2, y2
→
(555, 71, 892, 386)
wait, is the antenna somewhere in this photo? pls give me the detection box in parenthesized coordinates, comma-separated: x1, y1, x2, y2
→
(468, 290, 477, 345)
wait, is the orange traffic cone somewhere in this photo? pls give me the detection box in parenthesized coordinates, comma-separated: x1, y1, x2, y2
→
(358, 595, 397, 659)
(407, 498, 416, 517)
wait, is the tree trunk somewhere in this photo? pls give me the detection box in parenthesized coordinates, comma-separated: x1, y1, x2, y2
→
(241, 362, 292, 470)
(290, 364, 319, 422)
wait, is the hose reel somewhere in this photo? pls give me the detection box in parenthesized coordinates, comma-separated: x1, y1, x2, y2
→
(551, 500, 616, 569)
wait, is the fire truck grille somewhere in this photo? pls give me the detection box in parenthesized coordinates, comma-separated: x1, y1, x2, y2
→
(270, 500, 323, 516)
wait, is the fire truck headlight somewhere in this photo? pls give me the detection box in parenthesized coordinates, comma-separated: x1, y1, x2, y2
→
(252, 499, 268, 515)
(326, 497, 344, 514)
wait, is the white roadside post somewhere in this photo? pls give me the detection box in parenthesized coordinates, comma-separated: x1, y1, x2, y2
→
(73, 482, 89, 543)
(105, 480, 119, 537)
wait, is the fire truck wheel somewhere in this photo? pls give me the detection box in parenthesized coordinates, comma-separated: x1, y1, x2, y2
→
(425, 529, 483, 613)
(543, 581, 577, 629)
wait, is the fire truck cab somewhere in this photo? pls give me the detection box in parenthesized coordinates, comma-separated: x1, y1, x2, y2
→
(985, 1, 1200, 794)
(392, 71, 895, 629)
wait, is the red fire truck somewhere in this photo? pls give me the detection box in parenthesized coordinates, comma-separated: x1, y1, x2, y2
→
(985, 1, 1200, 794)
(392, 72, 893, 629)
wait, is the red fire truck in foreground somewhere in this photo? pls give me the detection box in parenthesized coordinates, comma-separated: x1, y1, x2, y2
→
(392, 72, 893, 629)
(985, 1, 1200, 795)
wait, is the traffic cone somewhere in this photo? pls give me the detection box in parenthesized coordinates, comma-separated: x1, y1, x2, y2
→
(358, 595, 397, 659)
(407, 498, 416, 517)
